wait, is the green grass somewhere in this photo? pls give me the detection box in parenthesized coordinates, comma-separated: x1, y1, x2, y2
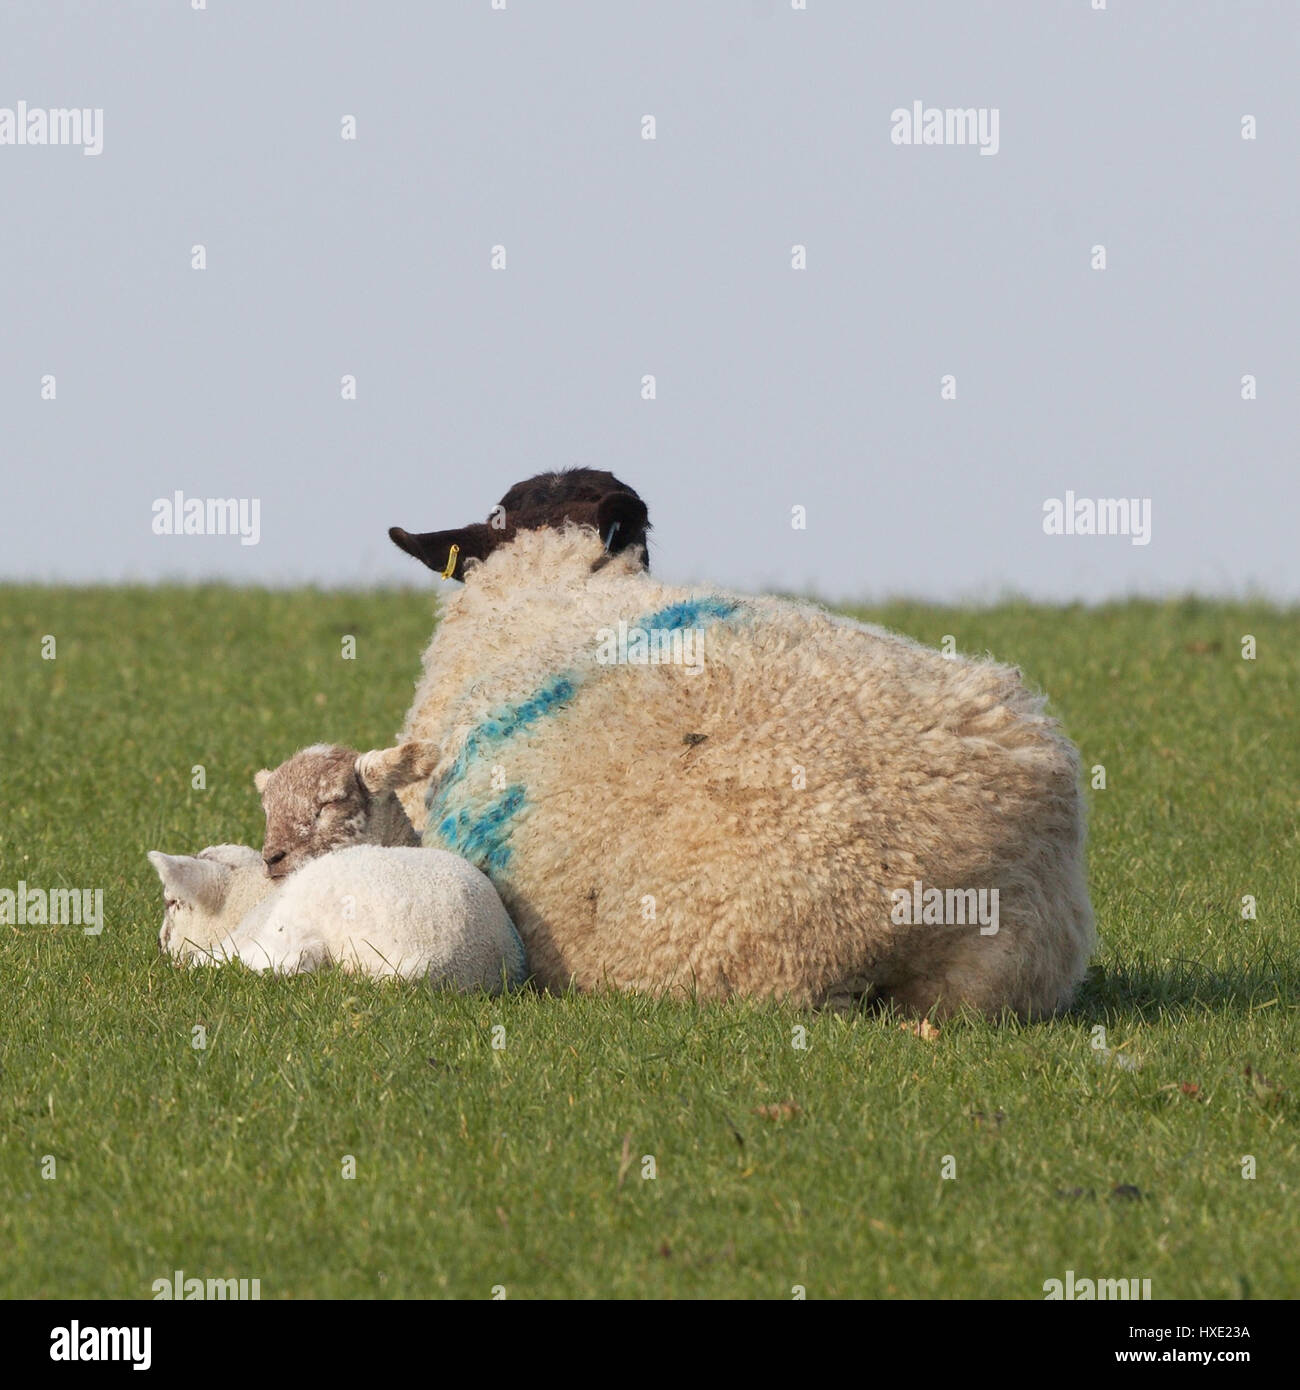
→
(0, 587, 1296, 1299)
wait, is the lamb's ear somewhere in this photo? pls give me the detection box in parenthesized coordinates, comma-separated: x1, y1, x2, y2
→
(387, 524, 495, 581)
(595, 491, 650, 556)
(147, 851, 231, 910)
(254, 768, 272, 794)
(356, 742, 440, 793)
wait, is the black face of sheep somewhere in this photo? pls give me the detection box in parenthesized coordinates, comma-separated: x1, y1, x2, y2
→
(389, 467, 651, 580)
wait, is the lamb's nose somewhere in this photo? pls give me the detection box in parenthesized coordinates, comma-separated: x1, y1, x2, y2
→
(264, 850, 287, 872)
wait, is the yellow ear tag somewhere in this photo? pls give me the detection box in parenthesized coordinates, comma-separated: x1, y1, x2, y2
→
(441, 543, 460, 580)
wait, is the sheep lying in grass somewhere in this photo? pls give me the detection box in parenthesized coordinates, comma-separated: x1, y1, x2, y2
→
(146, 843, 526, 990)
(255, 743, 419, 881)
(366, 476, 1095, 1019)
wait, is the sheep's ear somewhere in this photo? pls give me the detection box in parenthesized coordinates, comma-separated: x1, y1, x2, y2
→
(254, 769, 272, 794)
(388, 525, 493, 581)
(356, 742, 440, 793)
(595, 490, 650, 558)
(147, 851, 231, 910)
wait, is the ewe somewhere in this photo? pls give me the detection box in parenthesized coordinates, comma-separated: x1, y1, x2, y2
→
(147, 843, 526, 990)
(368, 476, 1095, 1019)
(389, 465, 651, 580)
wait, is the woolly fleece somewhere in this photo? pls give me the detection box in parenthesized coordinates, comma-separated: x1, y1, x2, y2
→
(394, 525, 1096, 1017)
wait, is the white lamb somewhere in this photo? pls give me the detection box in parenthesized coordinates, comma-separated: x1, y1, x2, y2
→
(146, 843, 527, 991)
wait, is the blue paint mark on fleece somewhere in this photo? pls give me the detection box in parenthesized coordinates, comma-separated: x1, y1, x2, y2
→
(425, 598, 743, 874)
(427, 676, 580, 875)
(640, 596, 740, 631)
(502, 917, 528, 989)
(437, 784, 526, 874)
(472, 673, 578, 745)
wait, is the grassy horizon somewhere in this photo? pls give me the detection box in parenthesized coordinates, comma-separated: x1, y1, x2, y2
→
(0, 587, 1295, 1299)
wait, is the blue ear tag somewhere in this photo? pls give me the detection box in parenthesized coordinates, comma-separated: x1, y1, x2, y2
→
(603, 521, 620, 552)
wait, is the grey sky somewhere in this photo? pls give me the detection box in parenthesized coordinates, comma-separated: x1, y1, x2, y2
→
(1, 0, 1295, 602)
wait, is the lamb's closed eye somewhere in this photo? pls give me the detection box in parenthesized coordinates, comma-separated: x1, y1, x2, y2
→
(257, 744, 420, 875)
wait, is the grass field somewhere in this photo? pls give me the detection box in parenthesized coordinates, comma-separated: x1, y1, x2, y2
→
(0, 586, 1295, 1300)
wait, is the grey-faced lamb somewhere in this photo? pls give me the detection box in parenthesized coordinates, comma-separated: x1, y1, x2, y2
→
(256, 743, 420, 880)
